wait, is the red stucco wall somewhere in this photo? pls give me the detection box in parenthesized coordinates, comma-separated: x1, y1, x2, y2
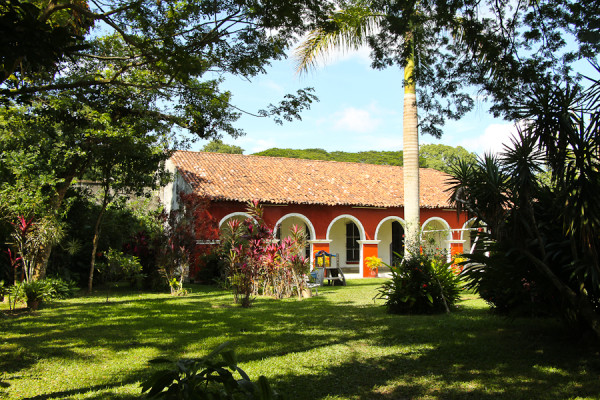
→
(208, 201, 468, 240)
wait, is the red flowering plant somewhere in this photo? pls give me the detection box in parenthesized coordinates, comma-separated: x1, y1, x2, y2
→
(219, 201, 309, 307)
(152, 193, 219, 294)
(375, 251, 463, 314)
(8, 215, 64, 283)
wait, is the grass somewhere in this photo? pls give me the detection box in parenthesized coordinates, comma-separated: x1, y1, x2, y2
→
(1, 279, 599, 399)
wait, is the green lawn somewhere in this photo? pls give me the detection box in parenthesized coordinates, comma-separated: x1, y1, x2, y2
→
(1, 279, 599, 399)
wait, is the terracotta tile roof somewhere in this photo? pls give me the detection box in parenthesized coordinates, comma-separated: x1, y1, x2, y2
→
(170, 151, 453, 208)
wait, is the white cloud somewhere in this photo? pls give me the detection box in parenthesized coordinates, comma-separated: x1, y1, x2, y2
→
(235, 137, 277, 154)
(261, 79, 285, 94)
(463, 122, 520, 155)
(332, 107, 382, 133)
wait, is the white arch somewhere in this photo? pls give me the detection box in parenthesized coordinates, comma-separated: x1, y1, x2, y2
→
(326, 214, 366, 241)
(374, 216, 406, 240)
(218, 212, 256, 229)
(421, 216, 452, 236)
(421, 217, 452, 260)
(460, 217, 478, 241)
(273, 213, 316, 240)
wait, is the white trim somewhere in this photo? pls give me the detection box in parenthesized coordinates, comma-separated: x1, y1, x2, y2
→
(273, 213, 316, 240)
(357, 240, 381, 245)
(272, 213, 316, 269)
(218, 212, 256, 228)
(374, 216, 406, 240)
(421, 217, 452, 236)
(309, 239, 332, 244)
(196, 240, 220, 245)
(326, 214, 366, 241)
(326, 214, 366, 275)
(460, 217, 478, 241)
(421, 216, 452, 261)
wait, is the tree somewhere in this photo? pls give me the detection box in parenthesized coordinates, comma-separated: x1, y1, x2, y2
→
(295, 3, 422, 256)
(1, 1, 330, 278)
(448, 70, 600, 338)
(202, 140, 244, 154)
(85, 131, 170, 293)
(420, 144, 476, 174)
(0, 86, 173, 280)
(1, 0, 325, 133)
(295, 0, 597, 255)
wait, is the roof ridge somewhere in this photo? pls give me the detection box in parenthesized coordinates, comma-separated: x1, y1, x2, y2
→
(174, 149, 425, 171)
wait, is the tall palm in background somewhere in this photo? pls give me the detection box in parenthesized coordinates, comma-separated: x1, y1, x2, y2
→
(295, 4, 421, 257)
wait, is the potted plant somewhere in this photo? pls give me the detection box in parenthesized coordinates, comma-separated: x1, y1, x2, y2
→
(23, 280, 51, 311)
(365, 256, 382, 277)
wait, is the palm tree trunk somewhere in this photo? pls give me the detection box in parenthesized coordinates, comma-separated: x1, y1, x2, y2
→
(403, 52, 420, 258)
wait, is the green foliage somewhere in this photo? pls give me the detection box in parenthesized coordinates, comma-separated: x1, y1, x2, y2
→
(2, 1, 326, 133)
(448, 71, 600, 337)
(254, 148, 404, 166)
(44, 276, 79, 300)
(202, 140, 244, 154)
(253, 146, 478, 172)
(96, 249, 144, 301)
(141, 342, 284, 399)
(376, 253, 462, 314)
(419, 144, 477, 174)
(21, 280, 52, 310)
(6, 282, 25, 310)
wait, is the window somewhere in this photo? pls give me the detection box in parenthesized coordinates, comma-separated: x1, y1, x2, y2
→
(346, 222, 360, 263)
(303, 223, 311, 260)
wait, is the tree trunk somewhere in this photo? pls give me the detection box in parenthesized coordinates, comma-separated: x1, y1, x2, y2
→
(32, 176, 75, 280)
(88, 187, 110, 294)
(403, 50, 420, 258)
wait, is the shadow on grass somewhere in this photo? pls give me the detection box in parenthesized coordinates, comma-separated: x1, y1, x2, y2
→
(2, 281, 599, 399)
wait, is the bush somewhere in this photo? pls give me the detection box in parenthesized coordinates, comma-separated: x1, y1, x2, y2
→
(458, 237, 558, 317)
(376, 253, 462, 314)
(22, 280, 52, 310)
(45, 276, 79, 299)
(141, 342, 283, 399)
(96, 249, 144, 301)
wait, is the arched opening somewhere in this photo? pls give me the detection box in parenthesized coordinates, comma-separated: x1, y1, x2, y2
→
(421, 217, 452, 260)
(375, 217, 405, 269)
(461, 218, 486, 254)
(326, 215, 365, 274)
(218, 212, 255, 233)
(274, 214, 315, 262)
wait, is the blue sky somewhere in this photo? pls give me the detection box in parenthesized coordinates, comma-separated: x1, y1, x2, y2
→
(193, 47, 520, 156)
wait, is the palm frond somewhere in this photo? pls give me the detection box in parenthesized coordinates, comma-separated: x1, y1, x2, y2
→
(294, 4, 383, 74)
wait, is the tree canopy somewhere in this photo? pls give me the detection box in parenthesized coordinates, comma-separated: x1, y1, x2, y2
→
(1, 0, 328, 137)
(299, 0, 599, 137)
(253, 144, 475, 172)
(202, 140, 244, 154)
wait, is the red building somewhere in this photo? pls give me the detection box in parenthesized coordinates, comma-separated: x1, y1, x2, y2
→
(161, 151, 477, 277)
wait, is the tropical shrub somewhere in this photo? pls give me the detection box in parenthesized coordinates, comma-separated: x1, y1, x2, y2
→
(9, 215, 64, 282)
(96, 249, 144, 301)
(376, 253, 462, 314)
(6, 282, 26, 310)
(153, 193, 219, 294)
(448, 72, 600, 338)
(22, 279, 52, 310)
(141, 342, 283, 399)
(219, 201, 309, 307)
(45, 276, 79, 299)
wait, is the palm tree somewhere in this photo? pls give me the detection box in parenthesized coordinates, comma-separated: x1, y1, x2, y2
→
(295, 4, 421, 257)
